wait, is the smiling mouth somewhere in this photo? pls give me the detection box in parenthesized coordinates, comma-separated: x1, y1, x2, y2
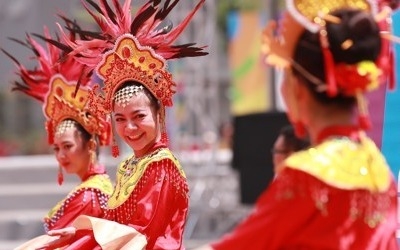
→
(127, 134, 142, 141)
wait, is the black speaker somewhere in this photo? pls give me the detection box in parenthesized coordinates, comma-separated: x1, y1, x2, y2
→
(232, 111, 290, 204)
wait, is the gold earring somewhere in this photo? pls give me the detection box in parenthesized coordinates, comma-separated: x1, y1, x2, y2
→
(90, 149, 96, 165)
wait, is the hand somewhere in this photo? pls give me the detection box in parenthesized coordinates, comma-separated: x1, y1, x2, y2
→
(35, 227, 76, 250)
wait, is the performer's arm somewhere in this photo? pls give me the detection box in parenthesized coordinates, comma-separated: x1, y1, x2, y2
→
(49, 189, 105, 230)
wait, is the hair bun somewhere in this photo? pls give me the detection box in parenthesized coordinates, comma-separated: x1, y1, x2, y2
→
(349, 11, 376, 38)
(327, 9, 381, 64)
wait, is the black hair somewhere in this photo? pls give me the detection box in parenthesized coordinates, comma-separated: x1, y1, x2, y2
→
(279, 125, 310, 152)
(114, 81, 160, 111)
(292, 8, 381, 108)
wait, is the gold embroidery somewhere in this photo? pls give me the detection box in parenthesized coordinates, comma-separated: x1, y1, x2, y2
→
(45, 174, 113, 223)
(283, 133, 391, 192)
(107, 148, 185, 209)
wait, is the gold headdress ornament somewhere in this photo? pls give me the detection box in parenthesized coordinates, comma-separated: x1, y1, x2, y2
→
(54, 0, 208, 157)
(44, 75, 111, 146)
(2, 27, 112, 185)
(1, 28, 111, 146)
(94, 34, 175, 110)
(88, 34, 176, 153)
(262, 0, 378, 68)
(262, 0, 398, 131)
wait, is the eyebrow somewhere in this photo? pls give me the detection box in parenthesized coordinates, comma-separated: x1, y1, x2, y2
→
(54, 141, 73, 147)
(114, 110, 143, 117)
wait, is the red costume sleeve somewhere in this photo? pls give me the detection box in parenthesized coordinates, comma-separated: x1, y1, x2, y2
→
(50, 155, 189, 250)
(128, 158, 188, 250)
(211, 168, 398, 250)
(212, 169, 317, 250)
(50, 189, 105, 231)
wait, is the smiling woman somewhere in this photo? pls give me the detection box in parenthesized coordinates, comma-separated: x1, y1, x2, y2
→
(31, 0, 208, 249)
(112, 82, 160, 158)
(40, 32, 203, 249)
(98, 79, 189, 249)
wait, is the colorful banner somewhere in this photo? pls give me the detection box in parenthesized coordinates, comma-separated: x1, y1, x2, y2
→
(382, 11, 400, 179)
(228, 11, 271, 116)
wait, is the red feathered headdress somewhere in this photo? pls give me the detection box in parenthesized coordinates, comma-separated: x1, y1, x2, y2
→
(1, 26, 111, 146)
(53, 0, 208, 156)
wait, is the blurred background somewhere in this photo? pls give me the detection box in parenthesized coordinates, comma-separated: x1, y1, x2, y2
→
(0, 0, 399, 249)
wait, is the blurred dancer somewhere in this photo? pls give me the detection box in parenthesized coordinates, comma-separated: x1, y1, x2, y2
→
(271, 125, 309, 174)
(196, 0, 398, 249)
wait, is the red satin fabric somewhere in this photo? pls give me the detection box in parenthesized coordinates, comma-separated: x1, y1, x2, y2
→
(104, 158, 189, 249)
(46, 190, 106, 231)
(44, 164, 111, 231)
(315, 125, 361, 144)
(212, 127, 398, 250)
(60, 145, 189, 250)
(212, 168, 398, 250)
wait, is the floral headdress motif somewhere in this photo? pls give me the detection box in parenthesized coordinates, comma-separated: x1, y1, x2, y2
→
(94, 34, 175, 112)
(1, 27, 111, 146)
(55, 0, 208, 156)
(44, 75, 111, 146)
(262, 0, 398, 130)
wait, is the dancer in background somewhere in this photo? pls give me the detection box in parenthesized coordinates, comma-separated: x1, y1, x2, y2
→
(271, 125, 309, 175)
(2, 27, 113, 248)
(196, 0, 398, 249)
(35, 0, 207, 249)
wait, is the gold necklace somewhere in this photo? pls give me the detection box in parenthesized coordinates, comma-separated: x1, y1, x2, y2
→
(114, 148, 164, 200)
(115, 155, 138, 200)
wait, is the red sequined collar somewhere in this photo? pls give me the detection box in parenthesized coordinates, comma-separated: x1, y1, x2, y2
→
(131, 140, 168, 159)
(316, 125, 361, 144)
(82, 164, 107, 181)
(150, 141, 167, 151)
(138, 141, 167, 157)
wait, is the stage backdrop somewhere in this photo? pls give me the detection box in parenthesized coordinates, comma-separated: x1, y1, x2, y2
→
(232, 112, 289, 204)
(227, 11, 271, 116)
(227, 10, 278, 204)
(381, 11, 400, 180)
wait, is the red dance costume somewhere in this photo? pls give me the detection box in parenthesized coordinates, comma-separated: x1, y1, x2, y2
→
(31, 0, 207, 248)
(63, 143, 189, 250)
(212, 127, 398, 250)
(44, 165, 113, 232)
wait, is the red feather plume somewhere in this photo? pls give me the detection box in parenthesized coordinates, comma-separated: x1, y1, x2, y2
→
(2, 27, 92, 103)
(53, 0, 208, 71)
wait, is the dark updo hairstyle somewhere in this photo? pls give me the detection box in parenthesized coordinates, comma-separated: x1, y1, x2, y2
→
(113, 81, 160, 112)
(292, 8, 381, 108)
